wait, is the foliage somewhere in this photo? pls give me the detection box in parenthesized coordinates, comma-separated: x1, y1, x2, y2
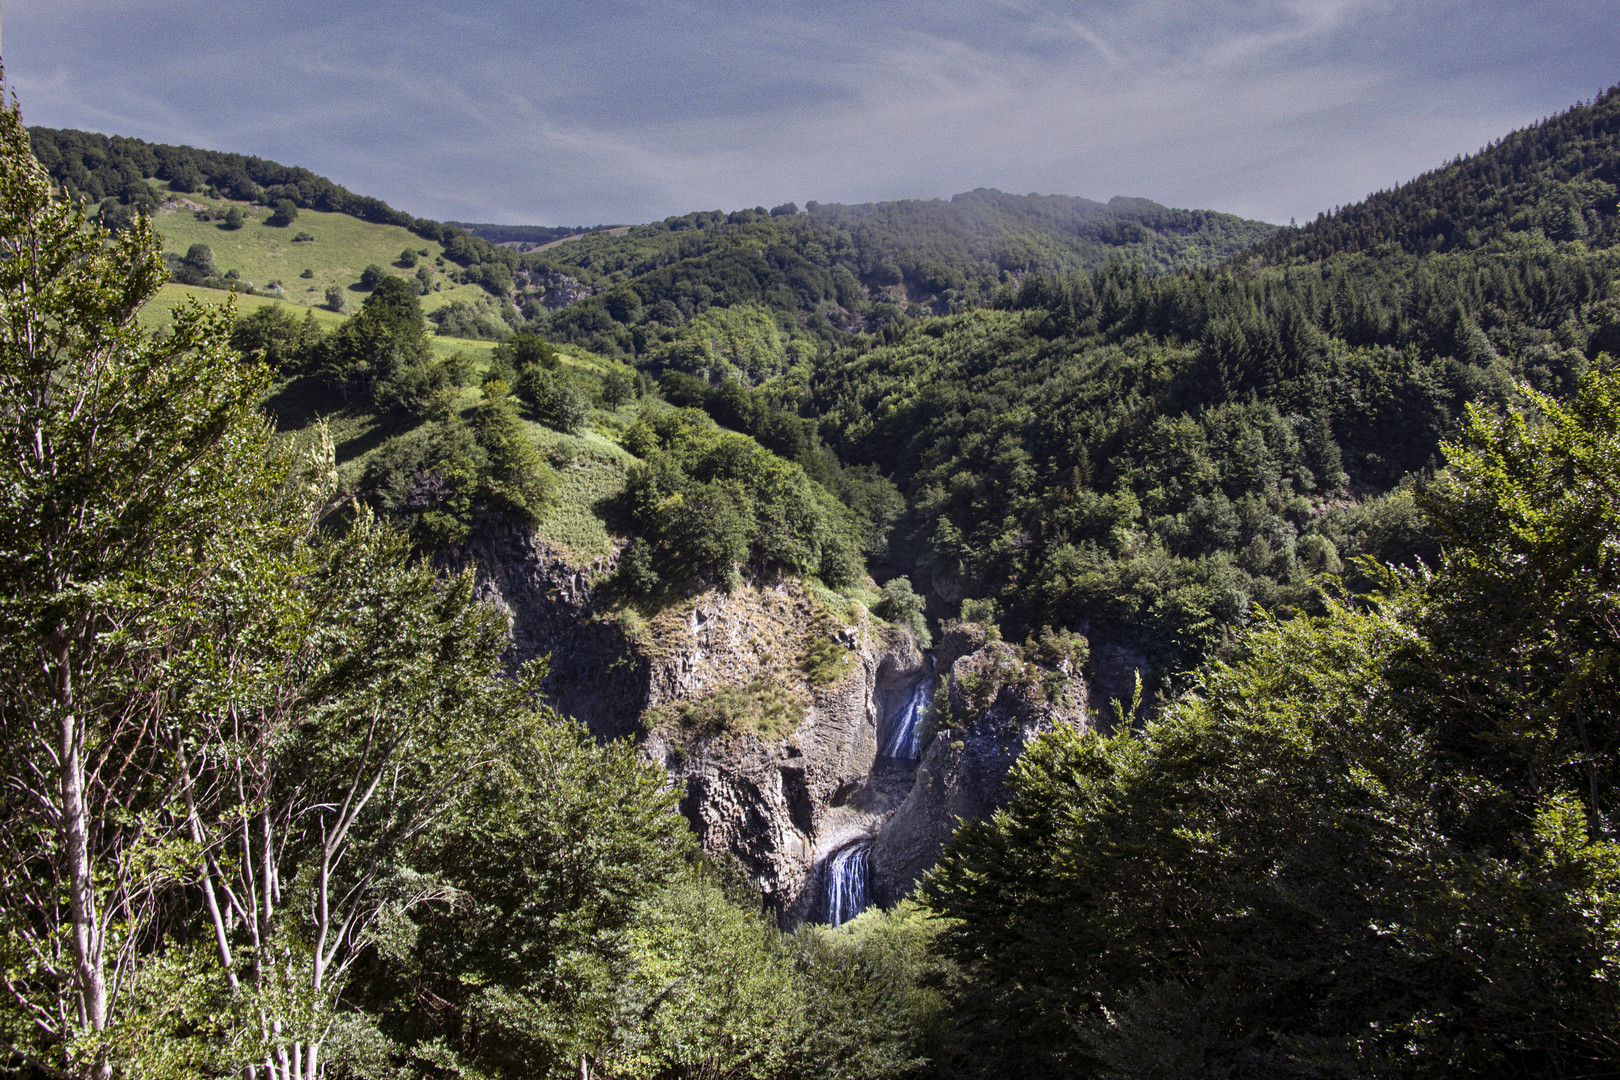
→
(650, 674, 808, 741)
(229, 302, 325, 373)
(321, 274, 432, 399)
(874, 576, 930, 645)
(1249, 85, 1620, 264)
(431, 297, 513, 339)
(528, 189, 1276, 350)
(924, 368, 1620, 1078)
(784, 903, 953, 1080)
(515, 365, 592, 433)
(621, 408, 868, 590)
(613, 536, 661, 594)
(648, 302, 796, 383)
(267, 198, 298, 227)
(0, 92, 282, 1074)
(814, 227, 1614, 679)
(359, 709, 693, 1079)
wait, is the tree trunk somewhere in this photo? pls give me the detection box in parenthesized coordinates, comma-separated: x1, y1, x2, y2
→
(56, 645, 110, 1080)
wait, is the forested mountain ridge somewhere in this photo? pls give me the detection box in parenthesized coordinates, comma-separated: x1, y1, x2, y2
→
(532, 188, 1275, 326)
(802, 86, 1620, 690)
(28, 124, 1275, 348)
(1244, 84, 1620, 264)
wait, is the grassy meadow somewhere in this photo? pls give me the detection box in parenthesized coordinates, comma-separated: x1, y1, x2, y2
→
(148, 181, 501, 318)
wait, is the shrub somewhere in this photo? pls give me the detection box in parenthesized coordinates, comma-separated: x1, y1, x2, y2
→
(614, 537, 661, 595)
(602, 369, 635, 409)
(323, 284, 345, 312)
(359, 264, 387, 290)
(515, 367, 591, 434)
(183, 242, 215, 277)
(875, 576, 930, 646)
(221, 205, 244, 230)
(266, 199, 298, 226)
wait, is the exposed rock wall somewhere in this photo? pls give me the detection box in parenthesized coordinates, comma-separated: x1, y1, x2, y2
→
(449, 515, 1088, 924)
(635, 582, 924, 918)
(870, 627, 1090, 905)
(440, 514, 645, 741)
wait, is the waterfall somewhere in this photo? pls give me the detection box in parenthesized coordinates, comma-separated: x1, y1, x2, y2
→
(824, 842, 871, 926)
(880, 656, 934, 760)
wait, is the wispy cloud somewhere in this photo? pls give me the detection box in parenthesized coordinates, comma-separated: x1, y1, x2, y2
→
(6, 0, 1615, 225)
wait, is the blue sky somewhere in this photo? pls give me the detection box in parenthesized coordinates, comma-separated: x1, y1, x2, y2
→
(8, 1, 1618, 226)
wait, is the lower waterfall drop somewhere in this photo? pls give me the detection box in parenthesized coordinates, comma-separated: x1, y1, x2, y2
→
(824, 842, 872, 927)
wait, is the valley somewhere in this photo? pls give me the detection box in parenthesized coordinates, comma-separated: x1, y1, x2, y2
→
(7, 79, 1620, 1080)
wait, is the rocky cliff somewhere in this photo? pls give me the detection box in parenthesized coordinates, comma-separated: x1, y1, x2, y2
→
(451, 515, 1089, 923)
(870, 624, 1091, 904)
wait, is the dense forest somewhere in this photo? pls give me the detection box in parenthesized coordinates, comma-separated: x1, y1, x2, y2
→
(7, 73, 1620, 1080)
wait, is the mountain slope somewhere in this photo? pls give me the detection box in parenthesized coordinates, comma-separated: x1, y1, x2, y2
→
(532, 189, 1275, 331)
(805, 87, 1620, 688)
(1245, 85, 1620, 264)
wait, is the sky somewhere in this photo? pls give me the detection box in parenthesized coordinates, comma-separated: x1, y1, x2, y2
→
(7, 1, 1618, 228)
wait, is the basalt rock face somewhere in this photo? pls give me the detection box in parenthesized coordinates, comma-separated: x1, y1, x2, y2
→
(870, 626, 1090, 906)
(440, 515, 645, 741)
(635, 581, 925, 921)
(450, 516, 1088, 924)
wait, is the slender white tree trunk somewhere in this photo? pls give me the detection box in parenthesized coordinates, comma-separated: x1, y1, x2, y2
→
(56, 645, 110, 1080)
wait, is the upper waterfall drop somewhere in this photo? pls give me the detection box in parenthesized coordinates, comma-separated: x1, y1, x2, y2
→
(880, 655, 934, 761)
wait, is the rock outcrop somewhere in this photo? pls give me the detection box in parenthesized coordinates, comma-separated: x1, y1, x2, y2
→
(448, 515, 1089, 924)
(440, 514, 645, 740)
(634, 581, 925, 919)
(870, 625, 1090, 905)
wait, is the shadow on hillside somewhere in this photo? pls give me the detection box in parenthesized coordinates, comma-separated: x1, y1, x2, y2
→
(335, 413, 415, 465)
(262, 375, 345, 432)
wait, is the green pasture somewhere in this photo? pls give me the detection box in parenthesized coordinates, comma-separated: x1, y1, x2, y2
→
(148, 183, 496, 317)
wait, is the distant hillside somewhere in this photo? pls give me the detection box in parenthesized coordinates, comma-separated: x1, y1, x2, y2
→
(27, 127, 521, 283)
(533, 189, 1275, 334)
(804, 86, 1620, 687)
(27, 125, 1274, 352)
(1245, 84, 1620, 264)
(444, 222, 597, 247)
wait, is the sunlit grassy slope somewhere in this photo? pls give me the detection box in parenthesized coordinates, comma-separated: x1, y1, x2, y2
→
(147, 182, 496, 317)
(141, 283, 500, 365)
(138, 277, 647, 565)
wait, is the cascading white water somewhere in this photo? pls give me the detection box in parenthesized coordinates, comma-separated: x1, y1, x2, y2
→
(880, 656, 935, 760)
(824, 842, 871, 926)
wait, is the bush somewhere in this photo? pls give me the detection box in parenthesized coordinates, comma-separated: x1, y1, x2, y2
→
(323, 284, 345, 312)
(875, 576, 930, 646)
(430, 299, 511, 340)
(493, 330, 559, 371)
(266, 198, 298, 226)
(229, 305, 324, 374)
(614, 536, 661, 595)
(359, 264, 387, 290)
(183, 242, 215, 277)
(374, 357, 458, 422)
(602, 369, 635, 409)
(515, 367, 592, 434)
(397, 247, 418, 268)
(473, 392, 556, 521)
(221, 205, 244, 230)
